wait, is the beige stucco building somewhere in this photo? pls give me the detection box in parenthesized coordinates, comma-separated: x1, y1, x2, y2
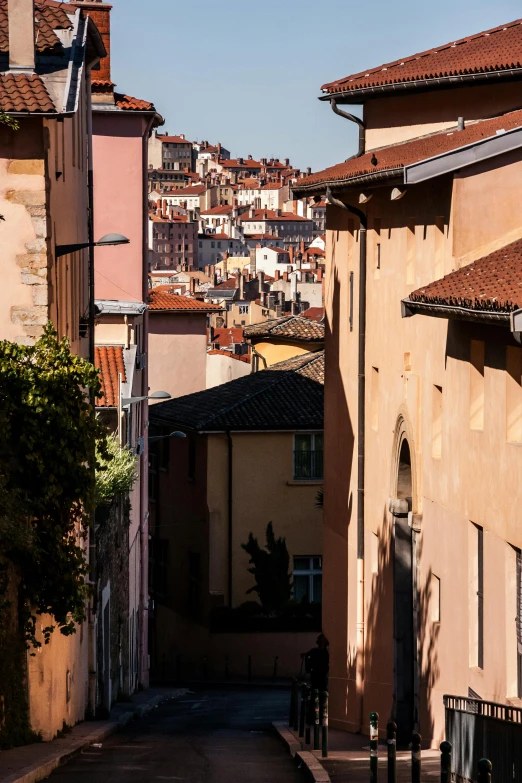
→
(148, 351, 324, 680)
(294, 19, 522, 747)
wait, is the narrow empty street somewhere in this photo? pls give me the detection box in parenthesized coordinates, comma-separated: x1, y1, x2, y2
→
(46, 689, 302, 783)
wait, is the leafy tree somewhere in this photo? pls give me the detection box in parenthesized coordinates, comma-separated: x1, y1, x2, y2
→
(95, 432, 137, 506)
(241, 522, 292, 613)
(0, 323, 105, 644)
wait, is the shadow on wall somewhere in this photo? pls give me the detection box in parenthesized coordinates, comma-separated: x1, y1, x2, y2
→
(363, 507, 441, 745)
(323, 229, 356, 728)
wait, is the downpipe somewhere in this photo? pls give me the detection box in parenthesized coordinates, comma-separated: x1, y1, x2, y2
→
(326, 188, 367, 732)
(329, 98, 365, 158)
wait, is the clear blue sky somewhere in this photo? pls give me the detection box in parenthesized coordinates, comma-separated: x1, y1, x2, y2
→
(111, 0, 521, 172)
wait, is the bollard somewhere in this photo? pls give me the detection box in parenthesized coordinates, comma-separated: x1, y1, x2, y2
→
(293, 681, 300, 732)
(313, 689, 320, 750)
(289, 678, 298, 727)
(411, 732, 421, 783)
(477, 759, 492, 783)
(224, 656, 229, 680)
(304, 685, 311, 745)
(386, 721, 396, 783)
(370, 712, 379, 783)
(272, 656, 279, 682)
(299, 683, 306, 738)
(321, 691, 329, 759)
(440, 741, 452, 783)
(248, 655, 252, 683)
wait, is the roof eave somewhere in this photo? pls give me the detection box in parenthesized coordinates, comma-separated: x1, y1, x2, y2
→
(401, 298, 511, 325)
(319, 68, 522, 103)
(292, 167, 403, 197)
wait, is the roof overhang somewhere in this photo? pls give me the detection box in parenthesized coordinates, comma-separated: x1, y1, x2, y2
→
(401, 297, 511, 325)
(293, 123, 522, 197)
(404, 125, 522, 184)
(319, 68, 522, 104)
(95, 299, 148, 315)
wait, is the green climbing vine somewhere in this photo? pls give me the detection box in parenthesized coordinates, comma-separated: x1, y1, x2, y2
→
(0, 324, 105, 644)
(95, 432, 137, 506)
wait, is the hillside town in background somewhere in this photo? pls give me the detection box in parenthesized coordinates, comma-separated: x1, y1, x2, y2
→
(1, 0, 522, 781)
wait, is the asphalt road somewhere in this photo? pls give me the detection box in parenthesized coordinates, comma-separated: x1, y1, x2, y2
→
(46, 689, 303, 783)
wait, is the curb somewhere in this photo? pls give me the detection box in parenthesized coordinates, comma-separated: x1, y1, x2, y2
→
(0, 689, 189, 783)
(273, 722, 331, 783)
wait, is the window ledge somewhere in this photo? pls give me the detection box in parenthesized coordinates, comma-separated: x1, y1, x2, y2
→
(287, 479, 323, 486)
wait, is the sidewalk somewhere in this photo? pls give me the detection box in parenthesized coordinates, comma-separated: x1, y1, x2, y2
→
(0, 687, 188, 783)
(275, 723, 441, 782)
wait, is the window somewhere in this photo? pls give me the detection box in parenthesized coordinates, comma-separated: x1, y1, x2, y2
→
(294, 433, 323, 480)
(506, 346, 522, 442)
(432, 385, 442, 459)
(470, 340, 485, 430)
(469, 522, 484, 669)
(293, 556, 322, 603)
(238, 304, 249, 315)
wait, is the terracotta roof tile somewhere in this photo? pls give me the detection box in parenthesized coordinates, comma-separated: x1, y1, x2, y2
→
(0, 72, 56, 113)
(296, 108, 522, 191)
(407, 237, 522, 314)
(0, 0, 71, 55)
(323, 19, 522, 96)
(241, 209, 311, 222)
(149, 350, 324, 432)
(95, 346, 126, 408)
(212, 327, 244, 348)
(149, 290, 222, 311)
(244, 315, 325, 342)
(161, 185, 206, 196)
(161, 135, 192, 144)
(114, 92, 155, 111)
(301, 307, 325, 323)
(207, 348, 250, 363)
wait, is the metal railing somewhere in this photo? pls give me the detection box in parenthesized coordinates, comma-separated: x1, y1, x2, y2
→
(445, 694, 522, 781)
(293, 450, 324, 481)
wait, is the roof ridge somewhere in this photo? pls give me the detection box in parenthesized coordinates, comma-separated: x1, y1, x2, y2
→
(196, 350, 322, 429)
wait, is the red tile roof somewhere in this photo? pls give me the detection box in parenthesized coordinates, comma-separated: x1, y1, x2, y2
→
(207, 348, 250, 364)
(162, 185, 206, 196)
(323, 19, 522, 96)
(114, 93, 155, 111)
(241, 209, 311, 222)
(265, 246, 289, 254)
(296, 108, 522, 192)
(301, 307, 325, 323)
(407, 237, 522, 314)
(161, 135, 192, 144)
(149, 290, 222, 311)
(220, 159, 262, 169)
(0, 72, 56, 113)
(200, 233, 230, 240)
(95, 346, 126, 408)
(0, 0, 72, 56)
(212, 327, 244, 348)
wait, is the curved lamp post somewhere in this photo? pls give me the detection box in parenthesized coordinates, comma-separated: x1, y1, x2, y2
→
(55, 233, 130, 258)
(149, 431, 186, 443)
(121, 391, 171, 406)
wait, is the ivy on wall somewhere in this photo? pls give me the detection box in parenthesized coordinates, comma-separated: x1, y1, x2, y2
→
(95, 433, 137, 507)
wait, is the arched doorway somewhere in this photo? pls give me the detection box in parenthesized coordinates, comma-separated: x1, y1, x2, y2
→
(393, 438, 415, 744)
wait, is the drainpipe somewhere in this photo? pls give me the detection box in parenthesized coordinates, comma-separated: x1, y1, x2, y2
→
(326, 188, 367, 732)
(329, 98, 365, 158)
(226, 430, 233, 606)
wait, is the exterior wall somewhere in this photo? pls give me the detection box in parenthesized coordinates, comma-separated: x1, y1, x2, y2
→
(148, 312, 208, 398)
(364, 80, 522, 150)
(151, 220, 198, 269)
(322, 147, 522, 745)
(252, 339, 323, 367)
(198, 237, 248, 267)
(206, 352, 250, 387)
(92, 113, 150, 303)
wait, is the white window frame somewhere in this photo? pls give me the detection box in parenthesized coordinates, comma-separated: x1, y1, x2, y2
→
(293, 555, 322, 603)
(293, 432, 323, 480)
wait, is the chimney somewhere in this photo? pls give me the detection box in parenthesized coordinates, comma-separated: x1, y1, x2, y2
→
(283, 272, 288, 282)
(180, 133, 186, 140)
(288, 246, 294, 266)
(316, 269, 323, 283)
(284, 158, 290, 166)
(8, 0, 35, 72)
(275, 270, 281, 281)
(239, 273, 245, 300)
(190, 276, 196, 294)
(257, 270, 265, 290)
(300, 240, 305, 253)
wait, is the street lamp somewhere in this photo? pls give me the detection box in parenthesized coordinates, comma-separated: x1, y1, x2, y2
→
(121, 391, 171, 406)
(149, 431, 187, 443)
(55, 233, 130, 258)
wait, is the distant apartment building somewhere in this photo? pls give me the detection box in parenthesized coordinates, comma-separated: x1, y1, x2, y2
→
(240, 209, 313, 248)
(309, 199, 326, 238)
(196, 141, 231, 160)
(148, 168, 187, 193)
(236, 182, 288, 210)
(149, 132, 196, 172)
(150, 216, 198, 269)
(198, 235, 248, 267)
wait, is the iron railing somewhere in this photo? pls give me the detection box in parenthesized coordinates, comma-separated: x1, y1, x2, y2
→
(444, 694, 522, 781)
(293, 449, 323, 480)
